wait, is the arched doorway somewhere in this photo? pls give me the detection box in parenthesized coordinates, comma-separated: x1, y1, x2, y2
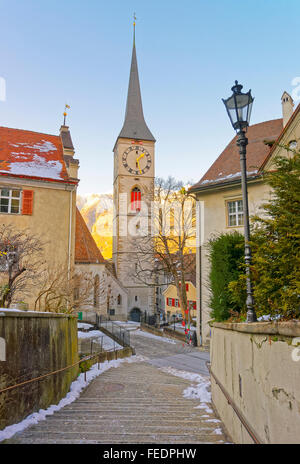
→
(129, 307, 141, 322)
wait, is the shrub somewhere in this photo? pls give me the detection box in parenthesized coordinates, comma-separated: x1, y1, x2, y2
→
(208, 232, 245, 321)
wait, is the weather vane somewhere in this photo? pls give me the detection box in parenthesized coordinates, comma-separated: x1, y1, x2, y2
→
(63, 104, 71, 125)
(133, 12, 136, 44)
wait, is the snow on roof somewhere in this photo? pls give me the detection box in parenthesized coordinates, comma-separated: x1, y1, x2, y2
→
(190, 119, 283, 191)
(0, 127, 72, 183)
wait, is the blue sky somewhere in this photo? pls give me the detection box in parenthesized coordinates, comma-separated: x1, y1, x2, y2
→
(1, 0, 300, 195)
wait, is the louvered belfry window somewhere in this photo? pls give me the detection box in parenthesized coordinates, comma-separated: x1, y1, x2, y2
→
(131, 187, 141, 212)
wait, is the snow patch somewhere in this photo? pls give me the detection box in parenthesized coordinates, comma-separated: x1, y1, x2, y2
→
(77, 329, 123, 351)
(135, 329, 176, 344)
(9, 140, 57, 153)
(257, 314, 281, 321)
(0, 308, 23, 312)
(77, 323, 93, 330)
(159, 366, 212, 413)
(201, 170, 258, 185)
(6, 154, 63, 180)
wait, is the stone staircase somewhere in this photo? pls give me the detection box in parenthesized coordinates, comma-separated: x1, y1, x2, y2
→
(7, 361, 227, 444)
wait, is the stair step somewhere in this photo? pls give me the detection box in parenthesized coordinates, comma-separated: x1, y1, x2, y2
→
(16, 431, 225, 441)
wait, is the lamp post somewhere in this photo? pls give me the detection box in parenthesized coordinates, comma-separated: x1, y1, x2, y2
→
(222, 81, 257, 322)
(154, 258, 160, 327)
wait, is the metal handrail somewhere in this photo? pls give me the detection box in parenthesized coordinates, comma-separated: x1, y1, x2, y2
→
(0, 349, 109, 395)
(96, 316, 131, 348)
(207, 362, 262, 444)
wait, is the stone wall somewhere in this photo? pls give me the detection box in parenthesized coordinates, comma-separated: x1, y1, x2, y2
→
(210, 321, 300, 444)
(0, 311, 79, 430)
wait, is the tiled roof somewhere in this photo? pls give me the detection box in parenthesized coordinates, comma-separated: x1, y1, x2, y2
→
(261, 103, 300, 170)
(190, 118, 283, 191)
(75, 208, 106, 264)
(0, 126, 74, 183)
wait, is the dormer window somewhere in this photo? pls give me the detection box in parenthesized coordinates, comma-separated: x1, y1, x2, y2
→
(131, 187, 141, 212)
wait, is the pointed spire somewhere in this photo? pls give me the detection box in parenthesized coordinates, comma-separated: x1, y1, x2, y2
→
(117, 18, 155, 143)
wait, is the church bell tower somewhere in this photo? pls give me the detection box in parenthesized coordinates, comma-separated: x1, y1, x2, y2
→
(112, 21, 155, 321)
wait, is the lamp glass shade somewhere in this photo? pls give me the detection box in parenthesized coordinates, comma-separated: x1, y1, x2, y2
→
(223, 82, 254, 131)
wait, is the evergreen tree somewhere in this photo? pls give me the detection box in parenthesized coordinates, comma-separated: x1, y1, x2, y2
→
(250, 151, 300, 318)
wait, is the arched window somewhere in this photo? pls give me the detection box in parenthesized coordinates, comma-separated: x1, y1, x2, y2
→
(117, 294, 122, 305)
(131, 187, 141, 212)
(94, 275, 100, 308)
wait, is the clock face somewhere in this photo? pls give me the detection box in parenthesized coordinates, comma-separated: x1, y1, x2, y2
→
(122, 146, 152, 175)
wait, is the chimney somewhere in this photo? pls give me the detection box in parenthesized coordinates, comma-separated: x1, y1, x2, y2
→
(60, 125, 79, 180)
(281, 91, 294, 127)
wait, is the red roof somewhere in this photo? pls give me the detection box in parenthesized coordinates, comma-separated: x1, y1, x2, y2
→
(0, 126, 74, 183)
(75, 208, 106, 264)
(190, 119, 283, 191)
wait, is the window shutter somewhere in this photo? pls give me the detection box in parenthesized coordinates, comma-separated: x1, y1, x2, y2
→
(186, 283, 189, 292)
(22, 190, 34, 215)
(172, 298, 175, 307)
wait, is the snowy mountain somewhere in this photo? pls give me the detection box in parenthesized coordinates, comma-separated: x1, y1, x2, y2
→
(77, 193, 113, 259)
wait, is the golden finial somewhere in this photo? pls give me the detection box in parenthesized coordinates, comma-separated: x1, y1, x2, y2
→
(63, 104, 70, 125)
(133, 12, 136, 45)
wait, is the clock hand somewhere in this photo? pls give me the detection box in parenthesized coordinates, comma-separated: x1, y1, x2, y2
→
(137, 152, 145, 162)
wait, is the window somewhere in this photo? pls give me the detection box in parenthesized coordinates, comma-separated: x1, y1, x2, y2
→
(188, 300, 196, 310)
(227, 200, 243, 227)
(131, 187, 141, 212)
(0, 189, 21, 214)
(117, 294, 122, 305)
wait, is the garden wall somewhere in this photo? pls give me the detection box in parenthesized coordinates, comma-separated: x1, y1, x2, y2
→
(0, 310, 79, 430)
(210, 321, 300, 444)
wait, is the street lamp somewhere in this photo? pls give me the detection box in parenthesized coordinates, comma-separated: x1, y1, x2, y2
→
(222, 81, 256, 322)
(154, 258, 160, 327)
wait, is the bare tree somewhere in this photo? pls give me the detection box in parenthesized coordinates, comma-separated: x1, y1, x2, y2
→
(34, 263, 95, 313)
(0, 224, 45, 308)
(132, 176, 196, 322)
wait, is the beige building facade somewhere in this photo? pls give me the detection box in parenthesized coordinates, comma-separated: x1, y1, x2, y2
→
(163, 281, 197, 320)
(0, 125, 78, 309)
